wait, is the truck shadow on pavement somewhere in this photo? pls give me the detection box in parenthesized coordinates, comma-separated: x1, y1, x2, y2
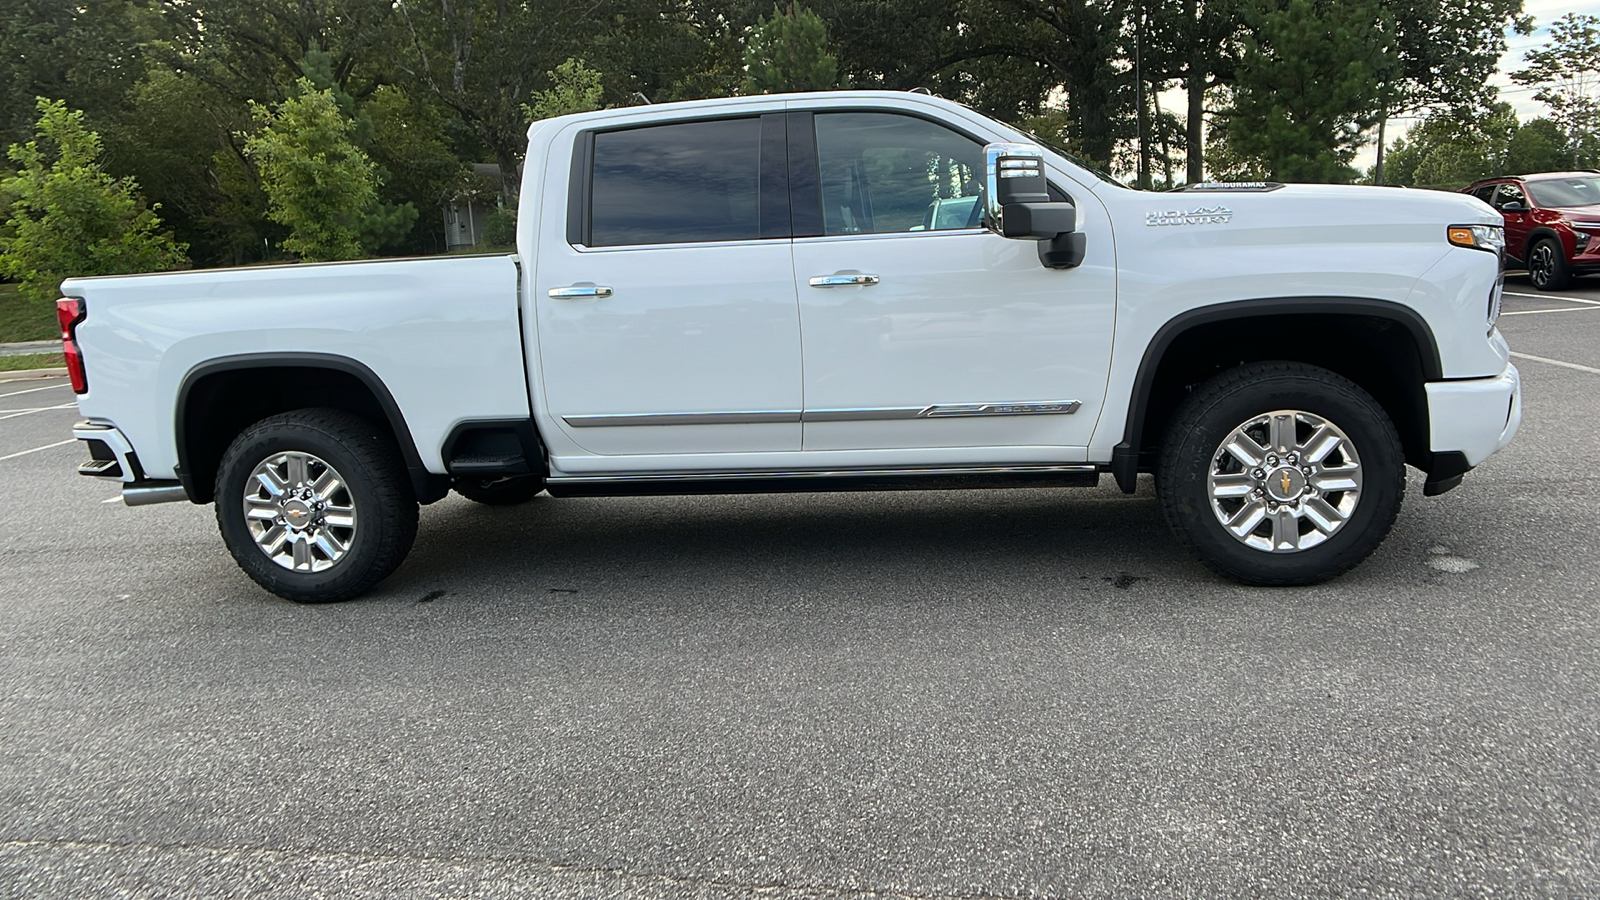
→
(379, 485, 1189, 607)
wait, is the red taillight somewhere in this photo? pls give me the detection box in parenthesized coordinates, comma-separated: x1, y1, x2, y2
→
(56, 297, 87, 394)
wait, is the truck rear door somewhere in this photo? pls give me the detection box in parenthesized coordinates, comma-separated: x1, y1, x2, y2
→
(533, 114, 802, 456)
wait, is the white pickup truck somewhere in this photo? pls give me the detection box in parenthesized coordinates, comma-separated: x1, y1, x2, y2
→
(59, 91, 1521, 602)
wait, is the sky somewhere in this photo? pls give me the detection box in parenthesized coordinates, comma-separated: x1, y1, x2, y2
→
(1492, 0, 1600, 121)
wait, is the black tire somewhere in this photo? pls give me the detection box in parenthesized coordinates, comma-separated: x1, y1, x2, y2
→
(1528, 237, 1572, 291)
(452, 474, 545, 505)
(1157, 362, 1404, 586)
(215, 409, 418, 603)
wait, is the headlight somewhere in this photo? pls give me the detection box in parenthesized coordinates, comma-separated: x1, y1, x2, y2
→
(1448, 224, 1505, 254)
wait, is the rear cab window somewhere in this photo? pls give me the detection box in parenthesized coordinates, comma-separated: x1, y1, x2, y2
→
(583, 117, 767, 247)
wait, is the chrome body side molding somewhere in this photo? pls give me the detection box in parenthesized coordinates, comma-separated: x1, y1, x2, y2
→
(563, 410, 801, 427)
(544, 464, 1099, 497)
(562, 400, 1082, 428)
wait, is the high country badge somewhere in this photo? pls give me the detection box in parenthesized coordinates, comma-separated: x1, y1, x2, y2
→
(1146, 206, 1233, 226)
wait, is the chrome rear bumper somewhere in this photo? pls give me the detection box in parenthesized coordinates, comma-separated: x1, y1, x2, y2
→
(73, 420, 189, 505)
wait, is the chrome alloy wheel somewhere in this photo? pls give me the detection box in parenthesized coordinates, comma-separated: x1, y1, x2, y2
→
(243, 451, 357, 572)
(1206, 410, 1362, 553)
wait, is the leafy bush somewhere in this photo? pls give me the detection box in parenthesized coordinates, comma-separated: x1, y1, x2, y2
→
(483, 208, 516, 247)
(0, 99, 187, 304)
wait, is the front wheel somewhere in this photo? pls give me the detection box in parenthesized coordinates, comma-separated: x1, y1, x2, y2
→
(215, 409, 418, 603)
(1158, 362, 1404, 586)
(1528, 237, 1572, 291)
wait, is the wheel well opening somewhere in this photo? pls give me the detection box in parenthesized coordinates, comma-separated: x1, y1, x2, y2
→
(179, 366, 403, 504)
(1134, 313, 1431, 474)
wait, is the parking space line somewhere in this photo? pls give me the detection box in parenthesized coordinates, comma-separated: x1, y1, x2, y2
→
(0, 383, 70, 400)
(0, 439, 75, 461)
(1501, 307, 1600, 316)
(1504, 291, 1600, 306)
(0, 402, 76, 421)
(1510, 351, 1600, 375)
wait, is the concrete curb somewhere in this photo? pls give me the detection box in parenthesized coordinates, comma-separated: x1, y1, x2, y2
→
(0, 367, 69, 383)
(0, 340, 61, 358)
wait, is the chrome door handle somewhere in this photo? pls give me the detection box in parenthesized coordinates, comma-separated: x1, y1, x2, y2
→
(548, 284, 614, 299)
(808, 274, 880, 288)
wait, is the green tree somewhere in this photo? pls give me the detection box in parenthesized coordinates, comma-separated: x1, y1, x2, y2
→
(0, 99, 187, 304)
(1370, 0, 1529, 184)
(1513, 13, 1600, 166)
(742, 3, 840, 93)
(156, 0, 402, 106)
(105, 66, 275, 267)
(365, 84, 469, 253)
(1147, 0, 1247, 184)
(1216, 0, 1397, 182)
(1505, 118, 1575, 173)
(396, 0, 617, 204)
(981, 0, 1136, 170)
(242, 80, 380, 261)
(0, 1, 169, 150)
(1379, 103, 1516, 186)
(1376, 107, 1570, 186)
(521, 58, 604, 121)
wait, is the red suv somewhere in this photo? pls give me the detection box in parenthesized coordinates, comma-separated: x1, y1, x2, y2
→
(1463, 172, 1600, 290)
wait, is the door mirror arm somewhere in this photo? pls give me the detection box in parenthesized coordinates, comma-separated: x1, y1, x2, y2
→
(983, 142, 1086, 269)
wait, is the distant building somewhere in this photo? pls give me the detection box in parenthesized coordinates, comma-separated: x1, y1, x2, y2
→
(444, 163, 504, 250)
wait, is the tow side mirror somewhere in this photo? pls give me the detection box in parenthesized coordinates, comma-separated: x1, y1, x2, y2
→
(983, 142, 1086, 269)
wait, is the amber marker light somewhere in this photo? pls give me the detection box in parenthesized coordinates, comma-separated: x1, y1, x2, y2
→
(1448, 224, 1505, 254)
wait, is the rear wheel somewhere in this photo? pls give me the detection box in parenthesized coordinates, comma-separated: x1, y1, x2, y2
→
(452, 474, 544, 505)
(1158, 362, 1404, 585)
(1528, 237, 1572, 291)
(215, 409, 417, 603)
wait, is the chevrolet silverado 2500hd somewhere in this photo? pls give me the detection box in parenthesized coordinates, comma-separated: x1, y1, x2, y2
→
(59, 91, 1521, 602)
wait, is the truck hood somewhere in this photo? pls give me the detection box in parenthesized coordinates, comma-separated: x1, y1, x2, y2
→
(1094, 182, 1502, 232)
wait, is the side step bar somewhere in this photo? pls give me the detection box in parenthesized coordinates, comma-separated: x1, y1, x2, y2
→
(544, 465, 1099, 498)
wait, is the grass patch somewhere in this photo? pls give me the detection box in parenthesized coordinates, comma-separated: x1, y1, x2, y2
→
(0, 352, 64, 371)
(0, 285, 61, 343)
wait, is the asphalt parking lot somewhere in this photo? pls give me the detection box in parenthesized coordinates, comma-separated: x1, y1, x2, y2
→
(2, 277, 1598, 898)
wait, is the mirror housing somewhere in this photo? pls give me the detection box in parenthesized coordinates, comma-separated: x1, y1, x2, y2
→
(983, 142, 1085, 269)
(1500, 201, 1526, 213)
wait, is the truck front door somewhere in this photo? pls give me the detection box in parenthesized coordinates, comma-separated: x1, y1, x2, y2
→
(788, 110, 1117, 456)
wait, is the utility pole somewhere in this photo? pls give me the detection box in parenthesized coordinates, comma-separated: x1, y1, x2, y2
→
(1136, 0, 1150, 190)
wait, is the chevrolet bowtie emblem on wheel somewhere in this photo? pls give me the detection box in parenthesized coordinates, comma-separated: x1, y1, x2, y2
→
(1281, 471, 1293, 495)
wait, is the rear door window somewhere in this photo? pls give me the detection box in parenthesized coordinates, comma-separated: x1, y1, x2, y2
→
(589, 118, 762, 247)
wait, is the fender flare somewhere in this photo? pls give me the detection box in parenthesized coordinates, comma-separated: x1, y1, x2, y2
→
(175, 352, 449, 504)
(1108, 296, 1443, 493)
